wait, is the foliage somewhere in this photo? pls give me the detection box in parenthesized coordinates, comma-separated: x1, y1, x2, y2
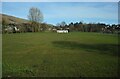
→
(56, 21, 120, 33)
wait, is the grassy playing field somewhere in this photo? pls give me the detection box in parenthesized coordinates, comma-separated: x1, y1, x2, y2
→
(2, 32, 118, 77)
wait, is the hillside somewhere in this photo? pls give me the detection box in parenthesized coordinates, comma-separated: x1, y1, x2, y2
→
(0, 14, 29, 24)
(0, 14, 54, 26)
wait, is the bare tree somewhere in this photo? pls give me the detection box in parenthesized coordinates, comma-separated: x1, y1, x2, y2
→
(28, 7, 43, 23)
(28, 7, 43, 32)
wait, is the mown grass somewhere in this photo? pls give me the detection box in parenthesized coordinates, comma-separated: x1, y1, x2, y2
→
(2, 32, 119, 77)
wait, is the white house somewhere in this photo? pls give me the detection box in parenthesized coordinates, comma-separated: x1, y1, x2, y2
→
(57, 30, 68, 33)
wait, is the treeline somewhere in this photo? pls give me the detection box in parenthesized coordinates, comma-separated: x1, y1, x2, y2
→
(2, 20, 120, 34)
(2, 20, 54, 33)
(54, 21, 120, 34)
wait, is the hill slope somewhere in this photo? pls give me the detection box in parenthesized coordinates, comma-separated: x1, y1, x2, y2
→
(0, 14, 54, 26)
(0, 14, 29, 24)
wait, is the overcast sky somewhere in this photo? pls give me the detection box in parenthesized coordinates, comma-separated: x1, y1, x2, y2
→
(2, 2, 118, 25)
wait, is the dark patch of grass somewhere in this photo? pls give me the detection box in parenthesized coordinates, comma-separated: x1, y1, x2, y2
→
(52, 41, 118, 56)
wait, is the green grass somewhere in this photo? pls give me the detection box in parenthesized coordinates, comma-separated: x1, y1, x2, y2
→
(2, 32, 119, 77)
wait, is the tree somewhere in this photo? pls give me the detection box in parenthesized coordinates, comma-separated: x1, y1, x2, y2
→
(28, 7, 43, 32)
(28, 7, 43, 23)
(2, 17, 9, 33)
(61, 21, 66, 27)
(78, 21, 85, 32)
(68, 22, 74, 31)
(40, 23, 48, 31)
